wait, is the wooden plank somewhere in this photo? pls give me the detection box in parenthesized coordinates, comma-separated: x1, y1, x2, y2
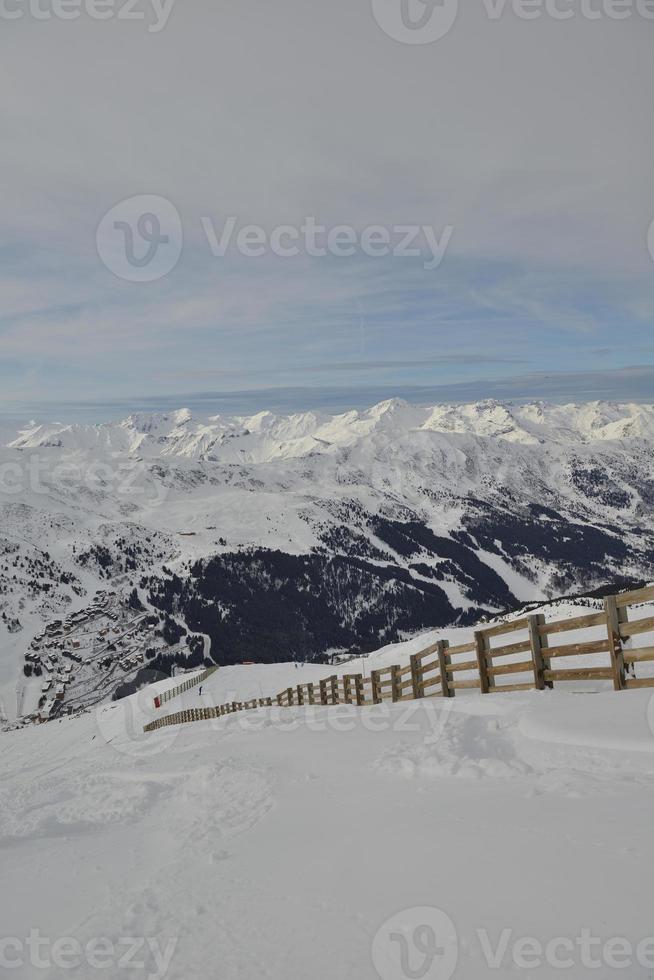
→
(354, 674, 365, 706)
(543, 667, 613, 682)
(545, 638, 610, 659)
(537, 611, 606, 635)
(481, 617, 530, 639)
(413, 642, 440, 661)
(319, 679, 328, 705)
(614, 584, 654, 608)
(370, 670, 382, 705)
(486, 660, 534, 678)
(450, 679, 481, 690)
(419, 659, 439, 675)
(623, 646, 654, 664)
(475, 630, 491, 694)
(447, 659, 482, 674)
(486, 639, 532, 659)
(487, 682, 535, 693)
(437, 640, 453, 699)
(604, 596, 627, 691)
(329, 675, 340, 705)
(619, 616, 654, 638)
(446, 641, 477, 656)
(342, 675, 353, 704)
(422, 674, 442, 690)
(625, 677, 654, 689)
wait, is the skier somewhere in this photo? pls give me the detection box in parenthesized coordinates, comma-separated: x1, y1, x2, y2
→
(198, 685, 203, 696)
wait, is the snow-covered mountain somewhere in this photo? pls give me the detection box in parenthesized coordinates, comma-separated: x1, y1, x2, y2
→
(1, 398, 653, 721)
(9, 399, 654, 458)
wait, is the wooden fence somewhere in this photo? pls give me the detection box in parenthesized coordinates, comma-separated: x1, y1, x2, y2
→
(155, 665, 218, 707)
(143, 583, 654, 733)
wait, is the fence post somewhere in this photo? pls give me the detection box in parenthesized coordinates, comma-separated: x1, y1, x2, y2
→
(354, 673, 365, 706)
(319, 679, 328, 705)
(528, 614, 550, 690)
(371, 670, 382, 704)
(475, 630, 492, 694)
(286, 687, 294, 706)
(410, 653, 423, 699)
(436, 640, 453, 698)
(307, 683, 315, 705)
(390, 665, 403, 702)
(329, 675, 339, 704)
(342, 676, 352, 704)
(604, 595, 627, 691)
(296, 685, 304, 706)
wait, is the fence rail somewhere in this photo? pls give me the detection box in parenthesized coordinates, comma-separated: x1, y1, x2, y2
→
(143, 583, 654, 733)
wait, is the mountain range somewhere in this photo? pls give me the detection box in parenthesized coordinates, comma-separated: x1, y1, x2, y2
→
(1, 398, 653, 720)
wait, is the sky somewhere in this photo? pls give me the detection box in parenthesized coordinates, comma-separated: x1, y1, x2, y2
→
(1, 0, 654, 419)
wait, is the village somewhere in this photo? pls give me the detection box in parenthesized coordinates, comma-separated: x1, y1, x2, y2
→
(21, 591, 158, 723)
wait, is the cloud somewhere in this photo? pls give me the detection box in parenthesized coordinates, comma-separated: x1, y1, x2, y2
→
(1, 3, 654, 406)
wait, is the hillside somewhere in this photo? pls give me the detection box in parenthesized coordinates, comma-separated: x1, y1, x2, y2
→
(1, 399, 653, 721)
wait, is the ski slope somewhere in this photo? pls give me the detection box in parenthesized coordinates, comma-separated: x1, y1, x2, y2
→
(2, 662, 654, 979)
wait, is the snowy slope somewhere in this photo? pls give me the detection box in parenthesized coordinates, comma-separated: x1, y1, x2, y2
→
(2, 673, 654, 979)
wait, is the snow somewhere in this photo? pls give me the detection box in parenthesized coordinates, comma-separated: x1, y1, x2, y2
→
(7, 399, 654, 458)
(2, 668, 654, 979)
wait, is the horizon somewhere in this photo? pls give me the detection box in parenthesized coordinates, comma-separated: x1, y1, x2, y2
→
(3, 365, 654, 425)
